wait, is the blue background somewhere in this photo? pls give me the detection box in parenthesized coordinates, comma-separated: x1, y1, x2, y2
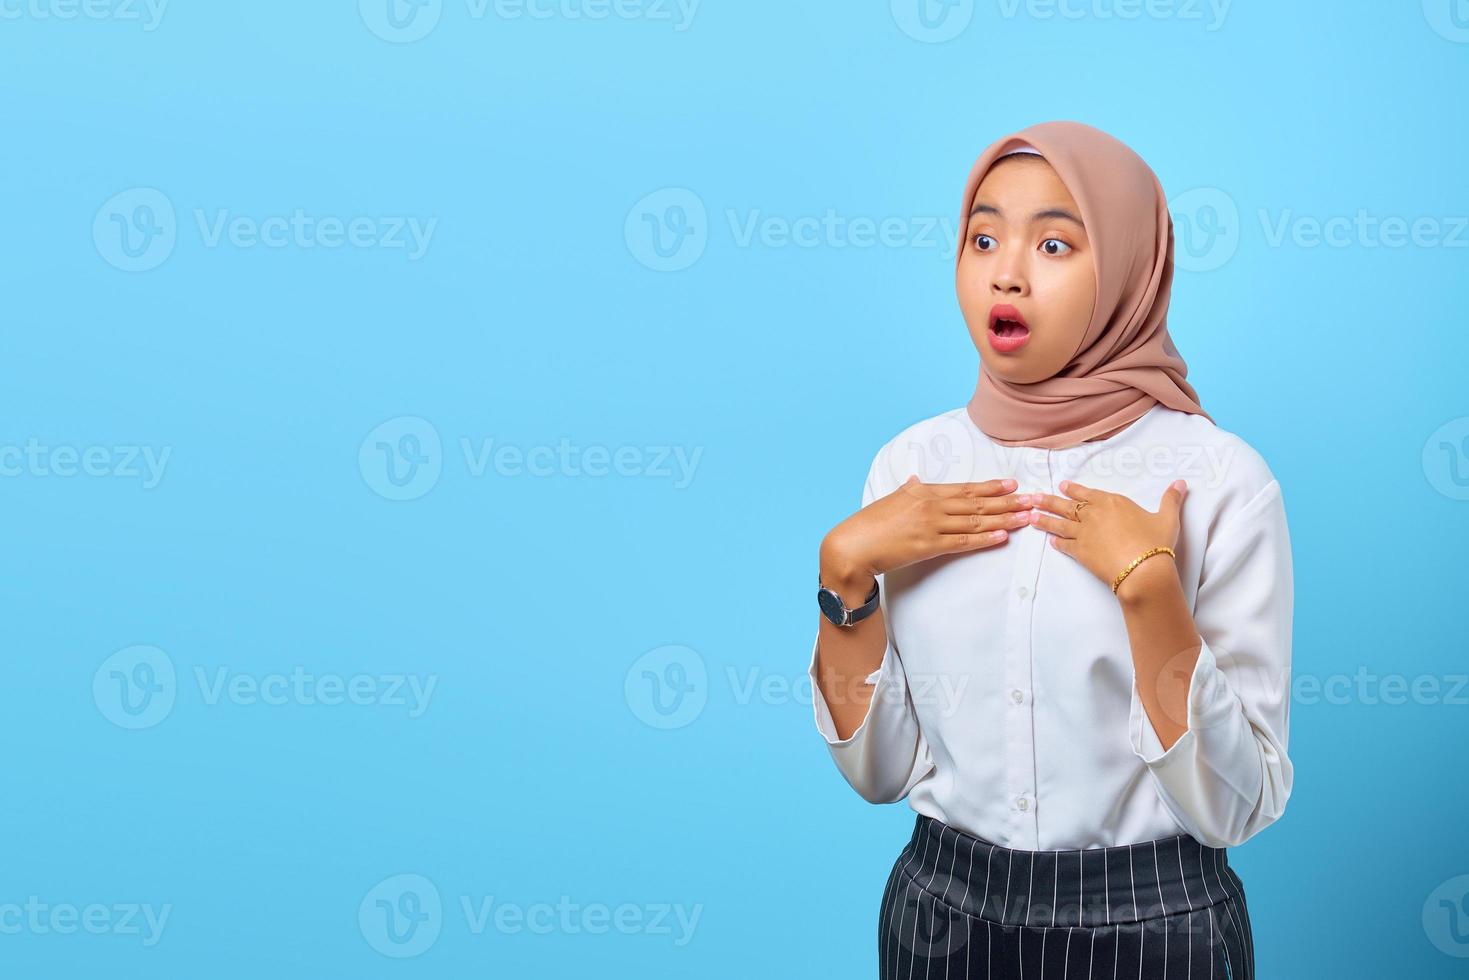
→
(2, 0, 1467, 975)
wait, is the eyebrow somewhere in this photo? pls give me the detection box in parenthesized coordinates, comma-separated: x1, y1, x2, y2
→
(969, 203, 1084, 228)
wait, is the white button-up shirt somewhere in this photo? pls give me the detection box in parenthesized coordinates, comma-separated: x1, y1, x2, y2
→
(809, 402, 1294, 850)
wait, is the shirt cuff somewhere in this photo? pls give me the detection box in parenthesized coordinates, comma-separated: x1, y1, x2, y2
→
(1128, 637, 1233, 765)
(808, 633, 896, 747)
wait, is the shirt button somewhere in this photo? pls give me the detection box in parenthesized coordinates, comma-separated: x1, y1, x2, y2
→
(1017, 586, 1030, 599)
(1016, 797, 1029, 811)
(1011, 689, 1024, 704)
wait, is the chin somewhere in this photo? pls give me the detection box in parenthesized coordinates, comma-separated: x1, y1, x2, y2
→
(981, 355, 1050, 385)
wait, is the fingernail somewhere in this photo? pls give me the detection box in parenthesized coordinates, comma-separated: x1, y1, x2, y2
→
(1059, 480, 1069, 492)
(1002, 478, 1017, 489)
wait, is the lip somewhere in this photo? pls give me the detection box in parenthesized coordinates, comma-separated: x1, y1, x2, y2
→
(987, 304, 1031, 353)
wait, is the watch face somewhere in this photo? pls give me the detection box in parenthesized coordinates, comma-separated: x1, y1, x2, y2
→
(817, 588, 846, 626)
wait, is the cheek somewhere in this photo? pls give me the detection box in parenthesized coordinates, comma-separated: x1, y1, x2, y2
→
(954, 261, 987, 320)
(1034, 264, 1095, 334)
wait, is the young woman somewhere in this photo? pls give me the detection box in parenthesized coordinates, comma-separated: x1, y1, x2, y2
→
(809, 121, 1292, 979)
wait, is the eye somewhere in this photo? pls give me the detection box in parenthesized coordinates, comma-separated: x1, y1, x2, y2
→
(1040, 238, 1072, 256)
(972, 233, 996, 251)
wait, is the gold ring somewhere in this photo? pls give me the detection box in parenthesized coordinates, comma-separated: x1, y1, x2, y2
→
(1073, 500, 1089, 519)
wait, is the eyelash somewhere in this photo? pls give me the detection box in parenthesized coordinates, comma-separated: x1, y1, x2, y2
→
(972, 234, 1073, 256)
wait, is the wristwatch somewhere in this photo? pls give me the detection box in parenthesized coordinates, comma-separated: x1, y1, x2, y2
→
(817, 574, 881, 628)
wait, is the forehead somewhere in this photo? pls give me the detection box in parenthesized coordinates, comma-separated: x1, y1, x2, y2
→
(972, 156, 1079, 209)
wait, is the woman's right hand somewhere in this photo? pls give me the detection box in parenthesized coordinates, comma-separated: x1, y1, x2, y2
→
(820, 475, 1033, 592)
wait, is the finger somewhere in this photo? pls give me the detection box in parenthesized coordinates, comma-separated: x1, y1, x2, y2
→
(1028, 492, 1088, 522)
(933, 528, 1012, 555)
(937, 492, 1032, 516)
(1049, 534, 1077, 558)
(1158, 480, 1188, 516)
(937, 510, 1033, 535)
(1030, 510, 1079, 539)
(1058, 479, 1100, 502)
(921, 478, 1019, 498)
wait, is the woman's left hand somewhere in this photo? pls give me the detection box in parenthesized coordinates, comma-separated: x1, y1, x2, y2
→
(1026, 479, 1188, 597)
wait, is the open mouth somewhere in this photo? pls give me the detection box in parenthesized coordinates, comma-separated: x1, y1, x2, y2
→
(987, 305, 1031, 351)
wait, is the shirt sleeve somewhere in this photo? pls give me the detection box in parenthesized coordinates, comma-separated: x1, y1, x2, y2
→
(808, 452, 935, 805)
(1127, 478, 1294, 848)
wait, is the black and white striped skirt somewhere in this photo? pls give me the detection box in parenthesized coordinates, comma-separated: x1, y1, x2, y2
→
(879, 813, 1255, 979)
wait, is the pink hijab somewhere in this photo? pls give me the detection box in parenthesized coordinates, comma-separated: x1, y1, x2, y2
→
(956, 120, 1213, 449)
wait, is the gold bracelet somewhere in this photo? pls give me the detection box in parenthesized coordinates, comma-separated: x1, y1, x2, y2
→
(1110, 546, 1176, 594)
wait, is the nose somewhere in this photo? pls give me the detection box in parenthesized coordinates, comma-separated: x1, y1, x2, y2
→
(990, 246, 1028, 297)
